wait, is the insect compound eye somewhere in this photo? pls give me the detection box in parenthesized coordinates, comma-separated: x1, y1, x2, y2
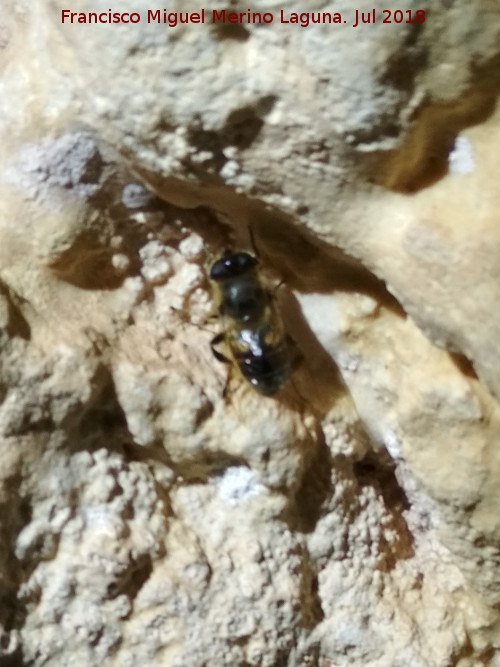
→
(209, 252, 257, 281)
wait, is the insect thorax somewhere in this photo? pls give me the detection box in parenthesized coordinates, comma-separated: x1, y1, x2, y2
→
(219, 274, 268, 322)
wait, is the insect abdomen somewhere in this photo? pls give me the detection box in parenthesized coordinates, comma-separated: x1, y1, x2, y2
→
(234, 342, 291, 396)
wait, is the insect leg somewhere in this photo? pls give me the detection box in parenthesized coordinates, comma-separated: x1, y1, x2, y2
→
(210, 332, 237, 399)
(210, 332, 231, 364)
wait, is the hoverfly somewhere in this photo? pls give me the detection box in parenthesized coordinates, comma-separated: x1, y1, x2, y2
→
(209, 250, 293, 396)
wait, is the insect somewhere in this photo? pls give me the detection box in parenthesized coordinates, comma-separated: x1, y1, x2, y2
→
(209, 250, 293, 396)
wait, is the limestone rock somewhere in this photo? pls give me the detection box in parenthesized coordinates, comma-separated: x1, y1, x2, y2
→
(1, 1, 500, 665)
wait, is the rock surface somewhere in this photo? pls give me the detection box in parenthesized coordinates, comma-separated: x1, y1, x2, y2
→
(1, 0, 500, 665)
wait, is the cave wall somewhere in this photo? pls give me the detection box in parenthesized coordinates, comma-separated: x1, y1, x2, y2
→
(1, 1, 500, 665)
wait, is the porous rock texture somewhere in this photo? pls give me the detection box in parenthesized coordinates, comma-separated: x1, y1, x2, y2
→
(1, 0, 500, 665)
